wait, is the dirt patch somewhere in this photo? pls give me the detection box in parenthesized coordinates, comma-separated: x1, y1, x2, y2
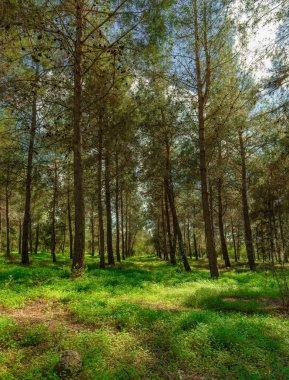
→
(123, 299, 190, 312)
(0, 298, 101, 333)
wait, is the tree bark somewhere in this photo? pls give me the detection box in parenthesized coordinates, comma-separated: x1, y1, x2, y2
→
(72, 1, 85, 271)
(18, 219, 22, 255)
(97, 126, 105, 268)
(161, 191, 168, 261)
(192, 205, 199, 260)
(164, 135, 191, 272)
(238, 130, 256, 270)
(22, 66, 38, 265)
(164, 183, 176, 265)
(67, 189, 73, 259)
(115, 152, 121, 262)
(0, 202, 2, 253)
(120, 185, 125, 260)
(217, 144, 231, 267)
(193, 0, 218, 278)
(105, 152, 115, 265)
(51, 160, 57, 263)
(187, 220, 193, 259)
(29, 219, 33, 254)
(125, 191, 128, 257)
(5, 180, 11, 260)
(231, 219, 237, 262)
(90, 204, 95, 256)
(34, 223, 39, 255)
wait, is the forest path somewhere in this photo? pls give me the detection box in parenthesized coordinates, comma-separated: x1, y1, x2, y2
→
(0, 297, 103, 333)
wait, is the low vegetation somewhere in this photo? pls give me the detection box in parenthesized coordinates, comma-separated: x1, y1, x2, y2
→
(0, 253, 288, 380)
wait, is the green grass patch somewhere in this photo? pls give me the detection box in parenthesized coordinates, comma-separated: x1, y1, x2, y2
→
(0, 252, 288, 379)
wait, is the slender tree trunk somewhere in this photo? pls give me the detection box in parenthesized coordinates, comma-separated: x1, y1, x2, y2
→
(29, 220, 33, 254)
(217, 144, 231, 267)
(218, 184, 231, 267)
(105, 152, 114, 265)
(192, 205, 199, 260)
(193, 232, 198, 260)
(51, 161, 57, 263)
(277, 204, 288, 262)
(231, 219, 237, 262)
(271, 200, 281, 263)
(125, 191, 128, 257)
(193, 0, 218, 278)
(164, 135, 191, 272)
(187, 220, 193, 259)
(156, 216, 161, 258)
(34, 223, 39, 255)
(22, 67, 38, 265)
(115, 153, 121, 262)
(120, 185, 125, 260)
(0, 202, 2, 253)
(18, 219, 22, 255)
(128, 207, 132, 256)
(98, 126, 105, 268)
(91, 205, 95, 256)
(238, 130, 256, 270)
(236, 228, 241, 261)
(209, 182, 215, 241)
(62, 224, 66, 255)
(164, 183, 176, 265)
(161, 191, 168, 260)
(67, 189, 73, 259)
(5, 181, 11, 260)
(72, 1, 85, 271)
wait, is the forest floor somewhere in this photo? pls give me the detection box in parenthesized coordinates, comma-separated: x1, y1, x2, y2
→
(0, 254, 288, 380)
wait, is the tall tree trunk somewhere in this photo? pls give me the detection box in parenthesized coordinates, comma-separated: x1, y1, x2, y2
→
(193, 0, 218, 278)
(164, 135, 191, 272)
(128, 206, 132, 256)
(62, 224, 66, 255)
(90, 204, 95, 257)
(98, 126, 105, 268)
(164, 183, 176, 265)
(231, 219, 237, 262)
(187, 220, 193, 259)
(51, 161, 57, 263)
(22, 67, 38, 265)
(34, 223, 39, 255)
(5, 181, 11, 260)
(217, 144, 231, 267)
(238, 130, 256, 270)
(193, 232, 198, 260)
(277, 203, 288, 263)
(18, 219, 22, 255)
(29, 220, 33, 254)
(115, 152, 121, 262)
(120, 185, 125, 260)
(105, 152, 114, 265)
(192, 205, 199, 260)
(218, 182, 231, 267)
(72, 1, 85, 271)
(209, 182, 215, 242)
(125, 191, 128, 257)
(161, 191, 168, 261)
(0, 202, 2, 253)
(67, 189, 73, 259)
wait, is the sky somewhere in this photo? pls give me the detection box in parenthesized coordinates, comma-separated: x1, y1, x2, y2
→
(233, 0, 282, 80)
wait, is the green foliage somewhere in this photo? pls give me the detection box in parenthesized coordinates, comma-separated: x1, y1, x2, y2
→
(19, 323, 51, 347)
(0, 254, 288, 379)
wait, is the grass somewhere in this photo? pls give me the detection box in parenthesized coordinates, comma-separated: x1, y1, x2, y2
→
(0, 252, 288, 379)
